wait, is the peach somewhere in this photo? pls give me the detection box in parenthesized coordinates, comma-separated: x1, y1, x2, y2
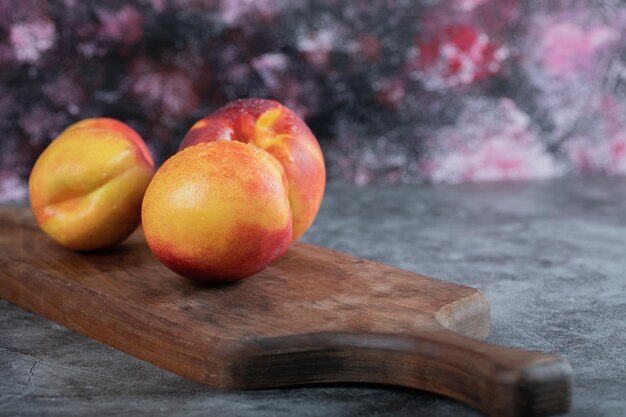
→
(29, 118, 155, 251)
(179, 98, 325, 241)
(141, 141, 292, 282)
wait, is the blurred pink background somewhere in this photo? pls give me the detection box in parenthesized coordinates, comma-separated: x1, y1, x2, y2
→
(1, 0, 625, 202)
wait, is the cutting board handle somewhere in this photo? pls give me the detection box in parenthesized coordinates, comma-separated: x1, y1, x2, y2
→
(235, 328, 572, 417)
(398, 328, 573, 417)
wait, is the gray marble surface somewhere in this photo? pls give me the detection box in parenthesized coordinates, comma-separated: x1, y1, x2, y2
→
(1, 177, 625, 417)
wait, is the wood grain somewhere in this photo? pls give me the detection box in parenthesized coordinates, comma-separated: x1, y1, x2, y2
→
(0, 207, 572, 417)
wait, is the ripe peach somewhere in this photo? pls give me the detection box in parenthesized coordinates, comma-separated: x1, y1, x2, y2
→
(141, 141, 292, 282)
(180, 98, 325, 241)
(29, 118, 154, 251)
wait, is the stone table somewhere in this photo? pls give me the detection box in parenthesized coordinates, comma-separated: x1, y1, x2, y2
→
(1, 177, 625, 416)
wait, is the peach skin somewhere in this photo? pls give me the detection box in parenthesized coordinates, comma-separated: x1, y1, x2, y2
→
(141, 141, 293, 282)
(179, 98, 325, 241)
(29, 118, 155, 251)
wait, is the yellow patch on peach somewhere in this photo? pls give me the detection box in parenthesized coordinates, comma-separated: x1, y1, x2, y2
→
(190, 119, 209, 130)
(29, 119, 154, 250)
(251, 108, 294, 162)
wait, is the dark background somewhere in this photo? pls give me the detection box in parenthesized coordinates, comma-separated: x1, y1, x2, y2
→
(1, 0, 625, 202)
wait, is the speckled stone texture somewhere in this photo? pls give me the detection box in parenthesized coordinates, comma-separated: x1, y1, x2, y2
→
(1, 177, 625, 416)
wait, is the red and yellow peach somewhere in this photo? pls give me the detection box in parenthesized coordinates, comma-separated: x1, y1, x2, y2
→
(180, 98, 326, 241)
(141, 141, 293, 282)
(29, 118, 154, 250)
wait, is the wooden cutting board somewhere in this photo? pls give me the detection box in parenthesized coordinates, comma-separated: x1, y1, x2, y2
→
(0, 207, 571, 417)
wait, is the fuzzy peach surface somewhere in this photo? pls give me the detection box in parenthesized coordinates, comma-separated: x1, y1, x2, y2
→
(180, 98, 325, 241)
(29, 118, 154, 251)
(142, 141, 293, 282)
